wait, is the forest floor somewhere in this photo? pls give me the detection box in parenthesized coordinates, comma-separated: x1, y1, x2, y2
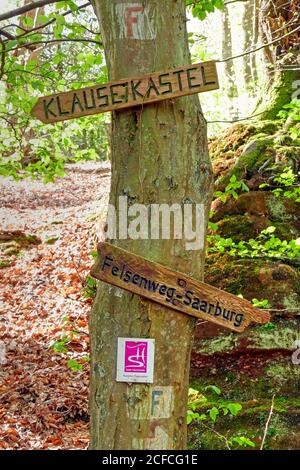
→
(0, 162, 110, 449)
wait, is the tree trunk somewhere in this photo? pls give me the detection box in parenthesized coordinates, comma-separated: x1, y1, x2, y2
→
(255, 0, 300, 119)
(221, 5, 239, 119)
(242, 0, 254, 91)
(89, 0, 214, 450)
(250, 0, 259, 86)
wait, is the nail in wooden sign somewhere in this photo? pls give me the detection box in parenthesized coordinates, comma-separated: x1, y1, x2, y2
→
(91, 242, 271, 333)
(31, 61, 219, 123)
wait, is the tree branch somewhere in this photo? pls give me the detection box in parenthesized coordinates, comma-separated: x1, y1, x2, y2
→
(0, 0, 67, 22)
(0, 29, 15, 40)
(207, 111, 267, 123)
(260, 395, 275, 450)
(0, 38, 6, 80)
(7, 38, 102, 53)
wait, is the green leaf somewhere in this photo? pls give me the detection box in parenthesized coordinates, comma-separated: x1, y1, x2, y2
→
(215, 0, 224, 9)
(205, 385, 221, 395)
(227, 403, 242, 416)
(67, 359, 83, 371)
(209, 407, 219, 423)
(231, 436, 256, 448)
(55, 14, 66, 25)
(263, 226, 276, 235)
(208, 222, 218, 232)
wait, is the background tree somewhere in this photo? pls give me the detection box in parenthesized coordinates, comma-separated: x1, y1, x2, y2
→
(0, 0, 108, 181)
(256, 0, 300, 119)
(242, 0, 255, 92)
(221, 4, 239, 118)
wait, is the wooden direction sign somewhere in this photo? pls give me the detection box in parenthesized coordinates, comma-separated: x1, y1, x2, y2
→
(31, 61, 219, 123)
(91, 242, 271, 333)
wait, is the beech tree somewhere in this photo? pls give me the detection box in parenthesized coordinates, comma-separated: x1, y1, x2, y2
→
(89, 0, 214, 450)
(257, 0, 300, 118)
(221, 4, 238, 118)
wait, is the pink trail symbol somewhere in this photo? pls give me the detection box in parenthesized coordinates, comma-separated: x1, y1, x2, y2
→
(124, 341, 148, 373)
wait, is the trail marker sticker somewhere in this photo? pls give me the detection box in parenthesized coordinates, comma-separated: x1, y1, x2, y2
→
(31, 61, 219, 123)
(116, 337, 155, 383)
(116, 3, 156, 40)
(91, 242, 271, 333)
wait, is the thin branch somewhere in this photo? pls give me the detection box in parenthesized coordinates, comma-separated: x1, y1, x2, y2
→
(0, 29, 15, 40)
(0, 0, 64, 22)
(0, 38, 6, 80)
(0, 24, 28, 32)
(201, 422, 231, 450)
(207, 111, 266, 123)
(0, 28, 36, 51)
(7, 37, 102, 53)
(261, 307, 299, 312)
(186, 0, 250, 8)
(218, 25, 300, 62)
(225, 0, 249, 4)
(260, 394, 275, 450)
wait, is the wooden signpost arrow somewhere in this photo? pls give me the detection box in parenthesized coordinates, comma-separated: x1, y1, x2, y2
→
(91, 242, 271, 333)
(31, 61, 219, 123)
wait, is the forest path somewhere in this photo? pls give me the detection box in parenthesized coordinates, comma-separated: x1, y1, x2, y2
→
(0, 162, 110, 449)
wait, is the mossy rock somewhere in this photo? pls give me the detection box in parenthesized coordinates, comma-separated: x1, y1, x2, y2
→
(205, 255, 300, 314)
(209, 121, 280, 162)
(205, 254, 265, 297)
(190, 355, 300, 400)
(215, 214, 265, 242)
(194, 319, 300, 357)
(0, 231, 41, 248)
(187, 385, 300, 450)
(216, 136, 276, 187)
(210, 116, 299, 189)
(211, 191, 300, 239)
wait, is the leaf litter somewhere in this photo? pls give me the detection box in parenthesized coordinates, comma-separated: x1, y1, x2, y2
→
(0, 162, 110, 449)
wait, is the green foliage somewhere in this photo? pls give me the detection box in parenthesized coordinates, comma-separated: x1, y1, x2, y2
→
(229, 436, 255, 448)
(50, 320, 90, 372)
(51, 334, 72, 353)
(205, 385, 221, 395)
(67, 358, 83, 371)
(0, 3, 108, 181)
(252, 298, 271, 308)
(67, 356, 89, 371)
(278, 99, 300, 140)
(260, 167, 300, 202)
(187, 386, 255, 449)
(82, 275, 97, 299)
(263, 322, 276, 330)
(214, 175, 250, 203)
(208, 226, 300, 261)
(186, 0, 224, 21)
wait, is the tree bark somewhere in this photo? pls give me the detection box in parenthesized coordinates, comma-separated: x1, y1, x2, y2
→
(89, 0, 214, 450)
